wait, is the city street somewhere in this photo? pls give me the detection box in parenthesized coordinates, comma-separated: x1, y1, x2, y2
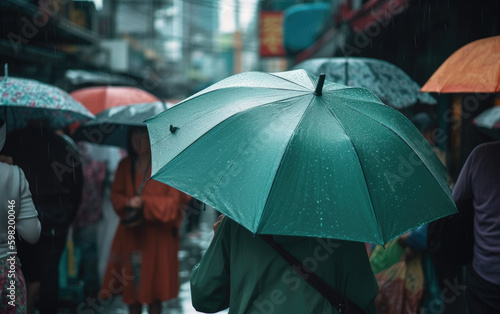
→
(105, 207, 227, 314)
(75, 207, 228, 314)
(2, 1, 499, 314)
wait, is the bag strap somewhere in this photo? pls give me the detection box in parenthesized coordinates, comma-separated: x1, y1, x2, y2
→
(130, 158, 151, 196)
(260, 235, 366, 314)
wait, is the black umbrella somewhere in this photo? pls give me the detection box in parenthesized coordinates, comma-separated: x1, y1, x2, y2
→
(72, 101, 170, 148)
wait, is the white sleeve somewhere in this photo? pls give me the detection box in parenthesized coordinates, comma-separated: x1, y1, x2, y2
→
(16, 217, 41, 244)
(16, 167, 38, 219)
(16, 167, 41, 244)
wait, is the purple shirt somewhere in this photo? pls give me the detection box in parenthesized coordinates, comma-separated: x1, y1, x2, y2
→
(453, 141, 500, 285)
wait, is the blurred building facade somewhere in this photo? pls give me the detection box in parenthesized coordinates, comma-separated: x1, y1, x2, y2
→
(0, 0, 246, 100)
(1, 0, 100, 86)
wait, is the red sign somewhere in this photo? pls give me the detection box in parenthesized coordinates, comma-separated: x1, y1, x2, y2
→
(259, 12, 286, 57)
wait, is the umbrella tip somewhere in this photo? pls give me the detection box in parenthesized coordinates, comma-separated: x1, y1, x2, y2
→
(169, 125, 179, 134)
(314, 73, 326, 96)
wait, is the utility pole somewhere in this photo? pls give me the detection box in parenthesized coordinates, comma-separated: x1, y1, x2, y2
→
(233, 0, 242, 74)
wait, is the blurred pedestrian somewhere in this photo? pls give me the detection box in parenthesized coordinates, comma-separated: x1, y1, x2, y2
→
(0, 118, 41, 313)
(408, 112, 467, 313)
(71, 141, 107, 297)
(185, 198, 203, 238)
(453, 141, 500, 314)
(100, 126, 191, 314)
(2, 119, 83, 314)
(410, 112, 446, 165)
(191, 215, 378, 313)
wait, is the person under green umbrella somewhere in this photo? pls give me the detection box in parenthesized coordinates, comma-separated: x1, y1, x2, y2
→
(3, 119, 83, 314)
(145, 69, 457, 313)
(191, 215, 378, 313)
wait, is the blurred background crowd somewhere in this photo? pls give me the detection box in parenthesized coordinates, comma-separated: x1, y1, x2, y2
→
(1, 0, 500, 313)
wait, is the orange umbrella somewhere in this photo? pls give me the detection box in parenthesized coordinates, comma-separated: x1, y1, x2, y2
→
(421, 36, 500, 93)
(70, 86, 159, 114)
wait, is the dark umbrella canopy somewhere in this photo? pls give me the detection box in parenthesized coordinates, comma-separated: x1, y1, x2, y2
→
(473, 106, 500, 140)
(73, 101, 169, 148)
(293, 57, 437, 109)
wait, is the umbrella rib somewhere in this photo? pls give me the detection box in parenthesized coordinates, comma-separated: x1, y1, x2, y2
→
(151, 94, 312, 196)
(317, 97, 385, 242)
(175, 85, 311, 108)
(266, 72, 316, 90)
(149, 90, 310, 147)
(199, 95, 315, 212)
(257, 96, 316, 233)
(326, 87, 394, 107)
(330, 95, 452, 219)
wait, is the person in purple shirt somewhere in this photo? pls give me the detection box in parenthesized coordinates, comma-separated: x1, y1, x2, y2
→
(453, 141, 500, 314)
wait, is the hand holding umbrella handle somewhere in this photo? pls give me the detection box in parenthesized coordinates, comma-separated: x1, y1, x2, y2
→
(127, 196, 143, 208)
(213, 214, 226, 234)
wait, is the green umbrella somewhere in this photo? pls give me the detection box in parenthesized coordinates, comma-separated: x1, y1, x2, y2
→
(146, 70, 456, 244)
(73, 101, 169, 148)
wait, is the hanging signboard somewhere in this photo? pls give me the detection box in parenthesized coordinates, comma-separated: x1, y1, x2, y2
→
(259, 11, 286, 57)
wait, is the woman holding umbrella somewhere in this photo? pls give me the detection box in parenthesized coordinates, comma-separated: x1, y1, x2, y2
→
(100, 126, 191, 314)
(0, 118, 41, 313)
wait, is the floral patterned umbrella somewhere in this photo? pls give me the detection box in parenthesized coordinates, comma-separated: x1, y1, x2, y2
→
(0, 76, 94, 132)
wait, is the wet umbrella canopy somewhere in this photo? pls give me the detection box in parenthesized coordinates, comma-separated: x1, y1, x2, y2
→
(0, 76, 94, 132)
(146, 70, 456, 245)
(73, 101, 169, 148)
(293, 57, 437, 109)
(421, 35, 500, 93)
(70, 86, 160, 115)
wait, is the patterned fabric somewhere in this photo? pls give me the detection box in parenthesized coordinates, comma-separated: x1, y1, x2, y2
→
(0, 77, 94, 132)
(293, 57, 437, 109)
(73, 158, 106, 229)
(370, 238, 425, 313)
(374, 256, 425, 313)
(0, 256, 26, 313)
(370, 240, 406, 274)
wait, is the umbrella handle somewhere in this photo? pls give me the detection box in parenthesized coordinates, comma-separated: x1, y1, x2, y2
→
(3, 64, 7, 81)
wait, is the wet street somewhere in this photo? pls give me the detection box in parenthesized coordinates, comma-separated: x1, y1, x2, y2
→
(100, 207, 228, 314)
(56, 207, 228, 314)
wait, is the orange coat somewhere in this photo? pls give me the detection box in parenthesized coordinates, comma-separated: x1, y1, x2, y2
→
(101, 157, 191, 304)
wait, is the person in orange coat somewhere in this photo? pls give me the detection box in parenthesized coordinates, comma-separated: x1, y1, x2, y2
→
(100, 126, 191, 314)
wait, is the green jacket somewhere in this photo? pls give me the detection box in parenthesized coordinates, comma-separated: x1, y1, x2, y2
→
(191, 218, 378, 313)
